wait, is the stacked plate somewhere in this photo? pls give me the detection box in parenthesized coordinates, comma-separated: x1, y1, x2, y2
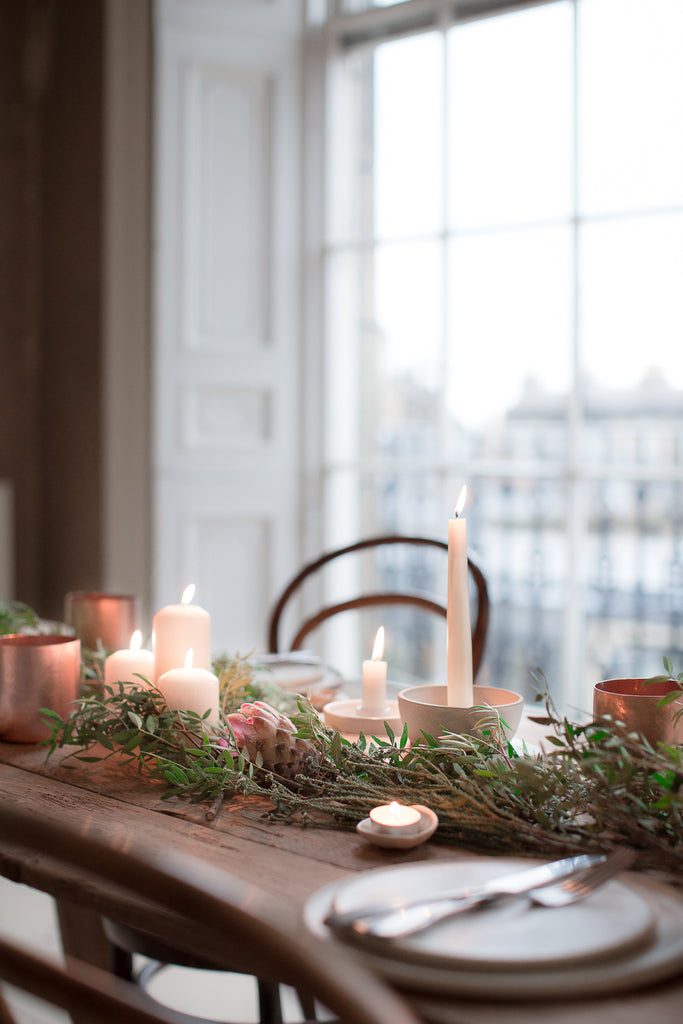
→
(304, 857, 683, 999)
(250, 653, 343, 709)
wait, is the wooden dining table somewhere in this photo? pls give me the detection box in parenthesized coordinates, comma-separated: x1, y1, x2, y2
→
(1, 735, 682, 1024)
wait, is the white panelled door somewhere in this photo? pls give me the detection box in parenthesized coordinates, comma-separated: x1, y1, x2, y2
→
(153, 0, 303, 656)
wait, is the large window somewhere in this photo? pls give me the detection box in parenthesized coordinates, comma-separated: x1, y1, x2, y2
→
(317, 0, 683, 711)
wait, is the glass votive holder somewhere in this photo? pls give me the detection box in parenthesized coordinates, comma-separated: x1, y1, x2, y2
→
(64, 591, 139, 651)
(0, 634, 81, 743)
(593, 677, 683, 747)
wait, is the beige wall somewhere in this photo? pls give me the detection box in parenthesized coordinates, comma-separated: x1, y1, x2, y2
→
(0, 0, 104, 620)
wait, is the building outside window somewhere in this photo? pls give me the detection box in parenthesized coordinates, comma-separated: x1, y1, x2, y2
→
(316, 0, 683, 710)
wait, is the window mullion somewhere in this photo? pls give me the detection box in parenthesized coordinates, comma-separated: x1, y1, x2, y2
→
(439, 20, 450, 505)
(563, 0, 584, 709)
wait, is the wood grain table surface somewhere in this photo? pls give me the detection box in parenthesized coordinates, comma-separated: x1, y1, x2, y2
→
(1, 740, 682, 1024)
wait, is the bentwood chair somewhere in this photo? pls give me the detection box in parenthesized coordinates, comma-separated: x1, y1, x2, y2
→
(0, 803, 422, 1024)
(267, 536, 489, 680)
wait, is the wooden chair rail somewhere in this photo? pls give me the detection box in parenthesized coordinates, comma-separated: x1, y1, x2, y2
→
(268, 536, 489, 679)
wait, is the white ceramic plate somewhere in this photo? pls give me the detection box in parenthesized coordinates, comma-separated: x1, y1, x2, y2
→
(317, 858, 653, 970)
(304, 860, 683, 999)
(251, 658, 342, 694)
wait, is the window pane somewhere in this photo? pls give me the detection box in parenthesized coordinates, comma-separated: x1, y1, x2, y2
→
(474, 474, 570, 703)
(578, 0, 683, 215)
(322, 469, 445, 683)
(325, 250, 362, 463)
(448, 2, 573, 230)
(375, 32, 443, 239)
(327, 48, 372, 246)
(327, 241, 444, 465)
(584, 478, 683, 683)
(578, 213, 683, 406)
(374, 235, 444, 403)
(447, 226, 573, 438)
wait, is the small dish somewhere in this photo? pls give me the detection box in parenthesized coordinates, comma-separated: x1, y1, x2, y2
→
(356, 805, 439, 849)
(323, 698, 402, 739)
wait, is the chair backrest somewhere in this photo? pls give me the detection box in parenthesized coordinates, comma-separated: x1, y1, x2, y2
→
(0, 804, 422, 1024)
(267, 535, 489, 680)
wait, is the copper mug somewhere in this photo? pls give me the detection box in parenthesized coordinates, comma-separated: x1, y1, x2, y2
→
(64, 591, 139, 651)
(593, 677, 683, 747)
(0, 634, 81, 743)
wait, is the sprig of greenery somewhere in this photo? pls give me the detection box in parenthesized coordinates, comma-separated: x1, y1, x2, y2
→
(214, 653, 298, 716)
(43, 681, 256, 803)
(0, 601, 45, 635)
(30, 606, 683, 885)
(643, 654, 683, 725)
(41, 664, 683, 881)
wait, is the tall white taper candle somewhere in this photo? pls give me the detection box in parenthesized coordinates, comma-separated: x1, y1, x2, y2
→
(447, 486, 474, 707)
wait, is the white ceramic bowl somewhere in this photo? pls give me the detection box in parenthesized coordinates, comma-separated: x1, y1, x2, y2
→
(398, 684, 524, 744)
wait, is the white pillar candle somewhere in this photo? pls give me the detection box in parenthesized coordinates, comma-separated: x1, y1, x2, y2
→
(360, 626, 387, 716)
(447, 485, 474, 708)
(103, 630, 154, 689)
(157, 648, 220, 724)
(152, 584, 211, 684)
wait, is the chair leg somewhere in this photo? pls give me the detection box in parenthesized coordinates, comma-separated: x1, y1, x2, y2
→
(110, 943, 134, 981)
(295, 989, 318, 1021)
(256, 979, 284, 1024)
(106, 938, 292, 1024)
(0, 989, 17, 1024)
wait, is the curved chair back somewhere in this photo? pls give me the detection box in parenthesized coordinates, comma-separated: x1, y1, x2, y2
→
(0, 804, 422, 1024)
(267, 535, 489, 680)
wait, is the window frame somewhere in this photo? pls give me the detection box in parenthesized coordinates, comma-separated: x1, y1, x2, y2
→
(304, 0, 683, 708)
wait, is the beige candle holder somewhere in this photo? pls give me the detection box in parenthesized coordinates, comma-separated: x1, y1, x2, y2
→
(322, 698, 402, 739)
(357, 804, 439, 849)
(593, 677, 683, 747)
(0, 634, 81, 743)
(398, 683, 524, 744)
(64, 591, 140, 651)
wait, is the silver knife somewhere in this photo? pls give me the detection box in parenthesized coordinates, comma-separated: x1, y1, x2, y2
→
(324, 853, 605, 937)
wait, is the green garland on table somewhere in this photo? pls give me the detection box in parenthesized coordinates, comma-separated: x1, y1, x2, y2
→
(41, 654, 683, 883)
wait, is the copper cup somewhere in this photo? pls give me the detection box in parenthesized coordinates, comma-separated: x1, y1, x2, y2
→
(64, 591, 139, 651)
(0, 634, 81, 743)
(593, 677, 683, 747)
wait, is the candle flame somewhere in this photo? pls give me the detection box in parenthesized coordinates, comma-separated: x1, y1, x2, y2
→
(184, 647, 194, 669)
(130, 629, 142, 651)
(454, 485, 467, 517)
(388, 801, 400, 814)
(181, 584, 196, 605)
(372, 626, 385, 661)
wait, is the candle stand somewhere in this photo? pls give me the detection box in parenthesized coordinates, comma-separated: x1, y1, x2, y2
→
(357, 804, 439, 849)
(398, 683, 524, 744)
(322, 697, 402, 740)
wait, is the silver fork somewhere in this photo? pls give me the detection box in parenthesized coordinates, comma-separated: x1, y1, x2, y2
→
(334, 847, 636, 941)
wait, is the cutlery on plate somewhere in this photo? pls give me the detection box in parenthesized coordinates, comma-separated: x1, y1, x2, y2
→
(325, 848, 636, 941)
(325, 852, 601, 931)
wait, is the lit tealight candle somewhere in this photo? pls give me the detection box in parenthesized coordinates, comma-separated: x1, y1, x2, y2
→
(152, 584, 211, 684)
(360, 626, 387, 717)
(447, 485, 474, 708)
(103, 630, 154, 689)
(369, 801, 422, 835)
(157, 647, 220, 725)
